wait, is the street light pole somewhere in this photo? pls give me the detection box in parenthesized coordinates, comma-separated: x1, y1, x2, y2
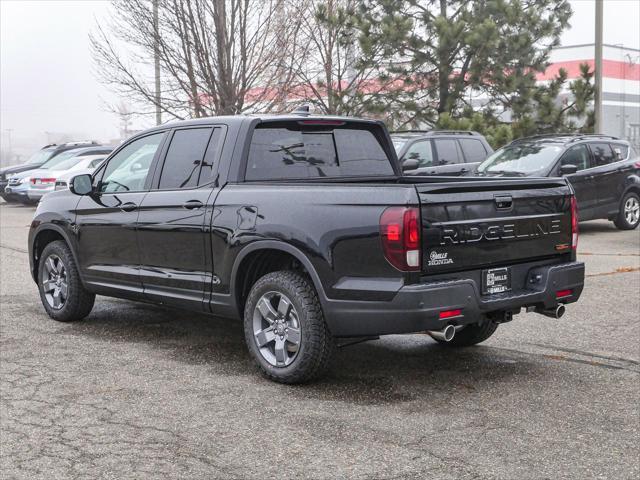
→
(594, 0, 603, 134)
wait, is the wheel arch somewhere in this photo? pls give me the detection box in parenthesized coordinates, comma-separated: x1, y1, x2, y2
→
(30, 225, 81, 284)
(230, 241, 328, 315)
(622, 175, 640, 198)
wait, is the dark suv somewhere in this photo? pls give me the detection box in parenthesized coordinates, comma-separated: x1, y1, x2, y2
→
(392, 130, 493, 176)
(474, 134, 640, 230)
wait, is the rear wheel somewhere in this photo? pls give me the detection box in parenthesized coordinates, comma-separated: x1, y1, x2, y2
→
(613, 192, 640, 230)
(433, 321, 498, 347)
(37, 240, 95, 322)
(243, 271, 334, 384)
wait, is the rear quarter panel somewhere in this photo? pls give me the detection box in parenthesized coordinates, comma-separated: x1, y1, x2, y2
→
(211, 183, 417, 301)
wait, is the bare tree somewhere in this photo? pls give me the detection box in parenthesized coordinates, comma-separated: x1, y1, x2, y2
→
(285, 0, 397, 116)
(91, 0, 302, 120)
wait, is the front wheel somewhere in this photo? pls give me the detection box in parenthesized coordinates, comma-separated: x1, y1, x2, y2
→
(613, 192, 640, 230)
(37, 240, 95, 322)
(243, 271, 334, 384)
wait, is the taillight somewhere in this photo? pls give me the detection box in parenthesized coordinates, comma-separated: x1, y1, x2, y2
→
(571, 196, 578, 250)
(380, 207, 421, 271)
(31, 178, 56, 184)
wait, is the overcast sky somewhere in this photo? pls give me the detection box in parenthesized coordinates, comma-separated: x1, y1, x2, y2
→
(1, 0, 640, 156)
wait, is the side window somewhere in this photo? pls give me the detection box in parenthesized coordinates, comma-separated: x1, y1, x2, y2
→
(100, 133, 164, 193)
(158, 128, 214, 190)
(589, 142, 616, 167)
(560, 144, 591, 171)
(458, 138, 488, 163)
(433, 139, 462, 165)
(611, 144, 629, 161)
(402, 141, 433, 168)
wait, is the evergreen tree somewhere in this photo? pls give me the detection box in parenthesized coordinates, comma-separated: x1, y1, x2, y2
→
(355, 0, 593, 140)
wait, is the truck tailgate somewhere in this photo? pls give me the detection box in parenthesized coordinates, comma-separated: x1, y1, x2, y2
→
(416, 178, 573, 275)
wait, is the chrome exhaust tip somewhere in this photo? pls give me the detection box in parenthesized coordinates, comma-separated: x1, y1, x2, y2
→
(536, 304, 566, 319)
(427, 324, 456, 342)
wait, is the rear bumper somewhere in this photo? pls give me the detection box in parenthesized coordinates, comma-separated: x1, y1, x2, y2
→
(323, 261, 585, 337)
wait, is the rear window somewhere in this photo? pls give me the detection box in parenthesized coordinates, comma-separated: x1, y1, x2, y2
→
(611, 144, 629, 161)
(245, 123, 394, 180)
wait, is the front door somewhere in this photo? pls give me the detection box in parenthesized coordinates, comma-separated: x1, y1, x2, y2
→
(137, 126, 224, 310)
(75, 131, 166, 298)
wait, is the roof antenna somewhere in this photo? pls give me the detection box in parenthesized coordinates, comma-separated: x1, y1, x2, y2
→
(292, 104, 311, 116)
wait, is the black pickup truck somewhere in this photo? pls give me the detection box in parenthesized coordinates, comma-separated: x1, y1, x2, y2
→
(29, 113, 585, 383)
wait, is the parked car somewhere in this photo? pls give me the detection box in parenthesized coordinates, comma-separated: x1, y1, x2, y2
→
(474, 134, 640, 230)
(393, 130, 493, 176)
(54, 157, 106, 191)
(1, 141, 101, 201)
(29, 113, 584, 383)
(6, 147, 113, 204)
(28, 150, 112, 201)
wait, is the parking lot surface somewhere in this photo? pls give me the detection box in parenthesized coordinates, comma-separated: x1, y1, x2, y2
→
(1, 200, 639, 479)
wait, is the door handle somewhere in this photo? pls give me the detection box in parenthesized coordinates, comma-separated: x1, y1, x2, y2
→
(183, 200, 204, 210)
(459, 168, 468, 173)
(120, 202, 138, 212)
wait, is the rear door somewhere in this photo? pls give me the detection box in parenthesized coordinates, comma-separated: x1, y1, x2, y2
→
(587, 142, 619, 216)
(417, 179, 573, 276)
(137, 126, 225, 310)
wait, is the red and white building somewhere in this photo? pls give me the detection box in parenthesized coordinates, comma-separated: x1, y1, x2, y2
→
(545, 44, 640, 148)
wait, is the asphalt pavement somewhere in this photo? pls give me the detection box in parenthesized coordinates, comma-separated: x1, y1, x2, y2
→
(1, 201, 639, 479)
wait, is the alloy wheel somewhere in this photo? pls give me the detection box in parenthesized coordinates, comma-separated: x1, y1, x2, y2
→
(252, 291, 301, 367)
(41, 254, 68, 310)
(624, 196, 640, 226)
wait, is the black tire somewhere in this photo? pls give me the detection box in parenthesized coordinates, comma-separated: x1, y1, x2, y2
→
(434, 321, 498, 347)
(37, 240, 95, 322)
(243, 271, 334, 384)
(613, 191, 640, 230)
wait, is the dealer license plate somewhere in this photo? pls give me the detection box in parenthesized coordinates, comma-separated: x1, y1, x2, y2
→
(482, 267, 511, 295)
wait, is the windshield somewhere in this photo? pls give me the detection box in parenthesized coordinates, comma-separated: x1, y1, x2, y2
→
(39, 150, 81, 170)
(26, 149, 54, 165)
(477, 144, 563, 175)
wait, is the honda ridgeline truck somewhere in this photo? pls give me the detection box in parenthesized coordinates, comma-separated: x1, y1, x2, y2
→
(28, 112, 585, 383)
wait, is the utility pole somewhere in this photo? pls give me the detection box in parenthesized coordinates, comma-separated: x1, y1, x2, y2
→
(594, 0, 603, 134)
(153, 0, 161, 125)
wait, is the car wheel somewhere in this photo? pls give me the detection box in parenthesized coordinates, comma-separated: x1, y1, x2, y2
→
(433, 321, 498, 347)
(243, 271, 334, 384)
(614, 192, 640, 230)
(37, 240, 95, 322)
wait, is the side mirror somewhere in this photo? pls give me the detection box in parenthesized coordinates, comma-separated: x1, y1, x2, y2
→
(69, 174, 93, 195)
(559, 164, 578, 176)
(402, 158, 419, 171)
